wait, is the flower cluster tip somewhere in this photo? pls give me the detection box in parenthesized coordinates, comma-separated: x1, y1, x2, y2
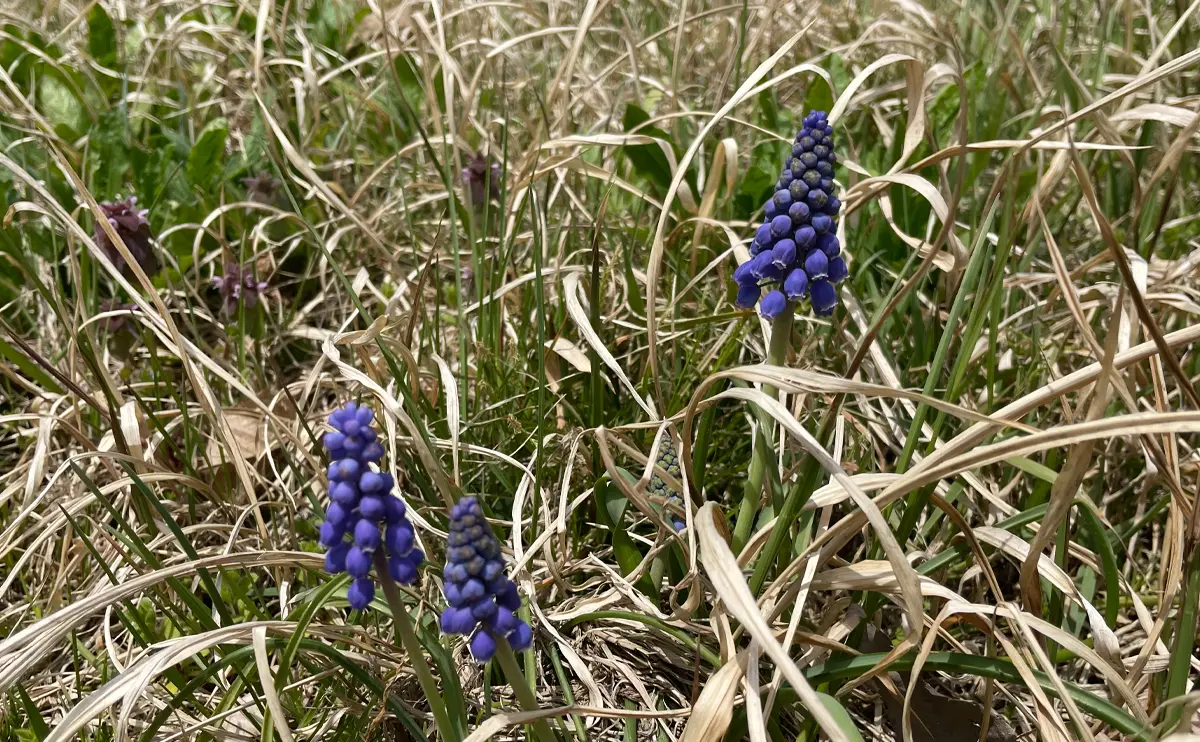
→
(734, 111, 847, 318)
(321, 402, 424, 610)
(439, 496, 532, 662)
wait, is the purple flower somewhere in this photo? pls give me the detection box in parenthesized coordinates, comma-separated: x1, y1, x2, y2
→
(322, 402, 424, 611)
(760, 290, 787, 319)
(94, 196, 157, 277)
(828, 256, 848, 284)
(810, 280, 838, 316)
(804, 249, 829, 280)
(440, 497, 531, 662)
(462, 152, 501, 206)
(213, 262, 269, 316)
(771, 239, 797, 269)
(731, 110, 847, 319)
(817, 233, 840, 258)
(736, 282, 761, 308)
(783, 268, 808, 299)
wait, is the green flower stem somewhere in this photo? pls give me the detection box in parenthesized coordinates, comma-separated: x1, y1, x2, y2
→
(373, 551, 462, 742)
(648, 553, 667, 594)
(1164, 546, 1200, 732)
(733, 308, 794, 551)
(493, 639, 560, 742)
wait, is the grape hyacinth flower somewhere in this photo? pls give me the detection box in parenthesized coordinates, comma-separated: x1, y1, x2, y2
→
(648, 442, 686, 531)
(94, 196, 158, 278)
(321, 402, 425, 611)
(440, 497, 532, 662)
(462, 151, 501, 206)
(734, 111, 847, 318)
(213, 262, 269, 316)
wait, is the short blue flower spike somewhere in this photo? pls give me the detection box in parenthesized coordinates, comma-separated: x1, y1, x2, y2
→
(440, 497, 532, 662)
(648, 441, 687, 531)
(733, 110, 846, 319)
(321, 402, 424, 611)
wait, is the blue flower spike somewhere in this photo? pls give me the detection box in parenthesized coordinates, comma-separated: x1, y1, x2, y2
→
(732, 110, 845, 319)
(321, 402, 424, 611)
(440, 497, 533, 662)
(648, 441, 687, 531)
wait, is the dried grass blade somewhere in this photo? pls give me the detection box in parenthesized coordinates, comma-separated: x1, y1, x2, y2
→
(696, 502, 853, 742)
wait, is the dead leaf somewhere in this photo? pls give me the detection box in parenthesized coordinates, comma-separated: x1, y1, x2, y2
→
(546, 337, 592, 374)
(205, 408, 266, 465)
(678, 651, 747, 742)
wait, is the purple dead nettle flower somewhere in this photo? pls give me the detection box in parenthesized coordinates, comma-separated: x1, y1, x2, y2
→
(462, 151, 501, 206)
(440, 497, 532, 662)
(94, 196, 158, 277)
(321, 402, 425, 610)
(213, 262, 269, 315)
(734, 111, 847, 318)
(241, 171, 282, 204)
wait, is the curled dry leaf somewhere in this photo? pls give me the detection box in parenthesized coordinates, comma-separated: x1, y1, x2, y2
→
(545, 337, 592, 374)
(695, 502, 854, 742)
(678, 651, 747, 742)
(204, 407, 267, 465)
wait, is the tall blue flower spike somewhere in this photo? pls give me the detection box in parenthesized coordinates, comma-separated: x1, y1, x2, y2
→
(321, 402, 424, 610)
(735, 111, 846, 318)
(648, 442, 686, 532)
(440, 497, 532, 662)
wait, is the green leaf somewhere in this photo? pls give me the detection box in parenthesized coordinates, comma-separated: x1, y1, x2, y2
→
(1007, 455, 1057, 484)
(734, 161, 775, 219)
(623, 244, 645, 315)
(187, 117, 229, 186)
(815, 693, 865, 742)
(803, 73, 835, 115)
(392, 53, 424, 109)
(563, 610, 721, 667)
(0, 334, 64, 394)
(38, 73, 84, 136)
(758, 88, 778, 130)
(622, 104, 673, 191)
(87, 4, 118, 67)
(12, 684, 49, 741)
(599, 476, 643, 578)
(87, 109, 131, 195)
(609, 468, 636, 522)
(1075, 499, 1121, 628)
(308, 0, 359, 48)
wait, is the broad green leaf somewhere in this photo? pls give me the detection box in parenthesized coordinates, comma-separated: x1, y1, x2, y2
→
(393, 53, 424, 109)
(87, 109, 132, 195)
(0, 334, 64, 394)
(187, 117, 229, 186)
(38, 73, 84, 136)
(13, 685, 49, 741)
(600, 475, 643, 577)
(803, 72, 835, 115)
(622, 104, 673, 191)
(815, 693, 865, 742)
(758, 88, 778, 130)
(87, 4, 118, 67)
